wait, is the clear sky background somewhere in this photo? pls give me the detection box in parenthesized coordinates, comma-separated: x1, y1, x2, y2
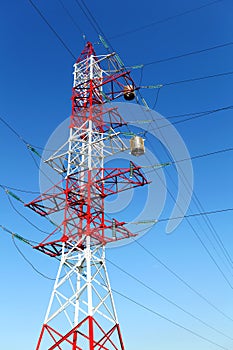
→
(0, 0, 233, 349)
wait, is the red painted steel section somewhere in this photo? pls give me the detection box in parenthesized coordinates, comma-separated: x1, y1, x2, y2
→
(36, 317, 124, 350)
(26, 163, 149, 255)
(89, 316, 94, 350)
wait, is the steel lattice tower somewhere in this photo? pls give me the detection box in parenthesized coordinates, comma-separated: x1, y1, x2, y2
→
(26, 42, 149, 349)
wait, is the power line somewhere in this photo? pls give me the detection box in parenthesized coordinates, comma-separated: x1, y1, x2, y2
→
(0, 185, 59, 235)
(74, 0, 115, 54)
(140, 71, 233, 90)
(0, 115, 39, 149)
(177, 148, 233, 163)
(0, 225, 53, 279)
(0, 114, 60, 188)
(5, 191, 51, 235)
(163, 70, 233, 86)
(0, 184, 40, 195)
(58, 0, 85, 38)
(143, 41, 233, 67)
(165, 105, 233, 120)
(143, 147, 233, 171)
(108, 259, 233, 341)
(142, 105, 233, 133)
(0, 225, 36, 245)
(0, 184, 60, 232)
(74, 0, 100, 38)
(152, 87, 162, 110)
(1, 225, 64, 279)
(109, 0, 224, 40)
(28, 0, 76, 59)
(157, 208, 233, 222)
(12, 235, 57, 281)
(133, 238, 233, 323)
(130, 208, 233, 224)
(0, 116, 27, 145)
(74, 0, 111, 49)
(112, 288, 230, 350)
(167, 147, 233, 165)
(131, 105, 233, 122)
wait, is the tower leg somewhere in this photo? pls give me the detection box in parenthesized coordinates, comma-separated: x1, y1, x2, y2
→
(35, 242, 125, 349)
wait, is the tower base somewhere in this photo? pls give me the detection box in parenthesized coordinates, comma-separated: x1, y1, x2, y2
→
(36, 316, 125, 350)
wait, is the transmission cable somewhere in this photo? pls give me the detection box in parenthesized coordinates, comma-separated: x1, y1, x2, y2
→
(144, 146, 233, 171)
(131, 208, 233, 224)
(74, 0, 99, 39)
(145, 105, 233, 132)
(109, 0, 224, 40)
(107, 258, 233, 340)
(0, 185, 59, 234)
(164, 70, 233, 86)
(164, 105, 233, 120)
(0, 225, 56, 280)
(0, 184, 40, 195)
(132, 237, 233, 323)
(11, 235, 57, 280)
(58, 0, 86, 39)
(0, 114, 60, 188)
(142, 41, 233, 67)
(152, 87, 162, 110)
(111, 288, 230, 350)
(74, 0, 115, 54)
(4, 191, 51, 235)
(28, 0, 76, 59)
(127, 105, 233, 123)
(140, 70, 233, 90)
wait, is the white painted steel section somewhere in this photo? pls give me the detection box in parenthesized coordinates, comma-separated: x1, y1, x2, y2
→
(43, 241, 118, 329)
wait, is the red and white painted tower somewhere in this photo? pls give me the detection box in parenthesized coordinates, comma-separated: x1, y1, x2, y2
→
(26, 42, 149, 349)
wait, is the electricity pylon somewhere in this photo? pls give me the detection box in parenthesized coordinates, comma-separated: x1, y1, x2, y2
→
(26, 42, 149, 349)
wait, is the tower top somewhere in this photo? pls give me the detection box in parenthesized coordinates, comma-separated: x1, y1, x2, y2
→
(76, 41, 96, 63)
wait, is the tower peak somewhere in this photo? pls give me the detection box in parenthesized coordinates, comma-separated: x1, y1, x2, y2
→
(76, 41, 96, 63)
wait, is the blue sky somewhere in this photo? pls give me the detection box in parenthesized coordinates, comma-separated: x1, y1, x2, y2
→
(0, 0, 233, 349)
